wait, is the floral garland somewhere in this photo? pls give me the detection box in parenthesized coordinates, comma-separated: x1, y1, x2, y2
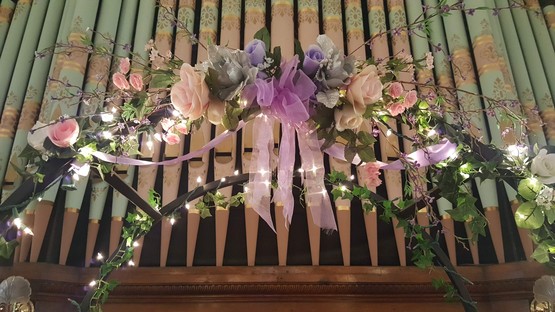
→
(1, 0, 552, 310)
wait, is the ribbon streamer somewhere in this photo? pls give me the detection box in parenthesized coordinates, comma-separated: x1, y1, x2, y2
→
(274, 122, 296, 227)
(297, 127, 338, 231)
(246, 115, 275, 231)
(92, 121, 246, 166)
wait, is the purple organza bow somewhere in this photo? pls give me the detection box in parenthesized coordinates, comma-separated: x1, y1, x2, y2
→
(244, 57, 338, 231)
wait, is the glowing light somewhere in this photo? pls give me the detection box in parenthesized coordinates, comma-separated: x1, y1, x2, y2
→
(311, 165, 318, 172)
(128, 260, 135, 267)
(89, 280, 97, 287)
(507, 144, 527, 157)
(96, 253, 104, 261)
(13, 218, 22, 229)
(427, 129, 437, 137)
(101, 113, 114, 122)
(170, 217, 176, 225)
(133, 241, 140, 247)
(37, 197, 42, 202)
(79, 146, 94, 158)
(297, 168, 304, 173)
(340, 185, 347, 192)
(263, 180, 271, 187)
(172, 110, 180, 117)
(349, 175, 355, 181)
(102, 131, 112, 139)
(259, 168, 268, 175)
(196, 176, 202, 184)
(386, 129, 392, 137)
(72, 173, 80, 181)
(321, 188, 327, 196)
(23, 228, 33, 236)
(111, 107, 117, 114)
(185, 203, 191, 210)
(234, 170, 239, 176)
(146, 137, 153, 150)
(244, 186, 249, 193)
(153, 133, 162, 142)
(220, 177, 226, 183)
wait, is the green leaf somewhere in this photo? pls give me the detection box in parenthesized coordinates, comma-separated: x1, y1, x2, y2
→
(357, 145, 376, 163)
(0, 236, 17, 259)
(532, 242, 551, 263)
(344, 147, 356, 163)
(515, 202, 545, 230)
(150, 74, 173, 88)
(294, 39, 304, 66)
(253, 27, 271, 51)
(357, 131, 376, 146)
(546, 208, 555, 224)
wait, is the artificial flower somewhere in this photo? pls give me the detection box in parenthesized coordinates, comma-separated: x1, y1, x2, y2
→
(112, 72, 130, 90)
(302, 44, 325, 77)
(163, 133, 181, 145)
(129, 73, 143, 91)
(205, 45, 258, 101)
(27, 121, 49, 152)
(119, 57, 130, 74)
(334, 103, 364, 132)
(388, 82, 403, 99)
(245, 39, 266, 66)
(47, 119, 79, 148)
(531, 149, 555, 184)
(387, 102, 405, 116)
(403, 90, 418, 108)
(206, 99, 226, 125)
(174, 122, 188, 135)
(362, 162, 383, 188)
(171, 64, 210, 120)
(160, 118, 175, 132)
(346, 65, 383, 115)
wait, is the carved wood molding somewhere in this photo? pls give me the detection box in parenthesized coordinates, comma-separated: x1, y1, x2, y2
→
(0, 261, 550, 304)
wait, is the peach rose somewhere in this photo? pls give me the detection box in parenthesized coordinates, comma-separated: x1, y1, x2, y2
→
(163, 132, 181, 145)
(112, 72, 130, 90)
(334, 103, 364, 132)
(170, 64, 210, 120)
(119, 57, 130, 74)
(387, 102, 405, 116)
(48, 119, 79, 148)
(403, 90, 418, 108)
(362, 162, 382, 188)
(388, 82, 403, 99)
(129, 73, 143, 91)
(346, 65, 383, 115)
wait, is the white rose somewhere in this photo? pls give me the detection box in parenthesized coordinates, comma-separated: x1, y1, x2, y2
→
(346, 65, 383, 115)
(27, 121, 49, 152)
(334, 103, 363, 132)
(531, 149, 555, 184)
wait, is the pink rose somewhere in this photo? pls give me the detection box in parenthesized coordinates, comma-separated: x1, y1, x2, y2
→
(170, 64, 210, 120)
(129, 73, 143, 91)
(163, 132, 181, 145)
(48, 119, 79, 148)
(112, 72, 130, 90)
(346, 65, 383, 115)
(403, 90, 418, 108)
(174, 122, 188, 135)
(388, 82, 403, 99)
(362, 162, 382, 188)
(160, 118, 175, 132)
(119, 57, 130, 74)
(387, 102, 405, 116)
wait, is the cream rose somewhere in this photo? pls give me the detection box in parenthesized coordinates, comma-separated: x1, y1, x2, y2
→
(27, 121, 49, 151)
(206, 99, 226, 125)
(48, 119, 80, 148)
(346, 65, 383, 115)
(531, 149, 555, 184)
(334, 103, 363, 132)
(171, 64, 210, 120)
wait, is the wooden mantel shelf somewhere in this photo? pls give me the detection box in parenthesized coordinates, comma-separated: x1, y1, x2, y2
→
(0, 261, 551, 312)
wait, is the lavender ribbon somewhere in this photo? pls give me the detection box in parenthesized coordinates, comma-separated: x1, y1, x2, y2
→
(297, 127, 338, 231)
(246, 115, 275, 232)
(325, 139, 457, 169)
(92, 121, 245, 166)
(274, 122, 296, 227)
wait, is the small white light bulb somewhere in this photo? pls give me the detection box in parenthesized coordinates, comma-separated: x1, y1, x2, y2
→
(170, 217, 176, 225)
(234, 170, 239, 176)
(220, 177, 226, 183)
(196, 176, 202, 184)
(13, 218, 22, 229)
(23, 227, 34, 236)
(128, 260, 135, 267)
(349, 175, 355, 181)
(133, 241, 140, 247)
(96, 253, 104, 261)
(386, 129, 392, 137)
(185, 203, 191, 210)
(89, 280, 97, 287)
